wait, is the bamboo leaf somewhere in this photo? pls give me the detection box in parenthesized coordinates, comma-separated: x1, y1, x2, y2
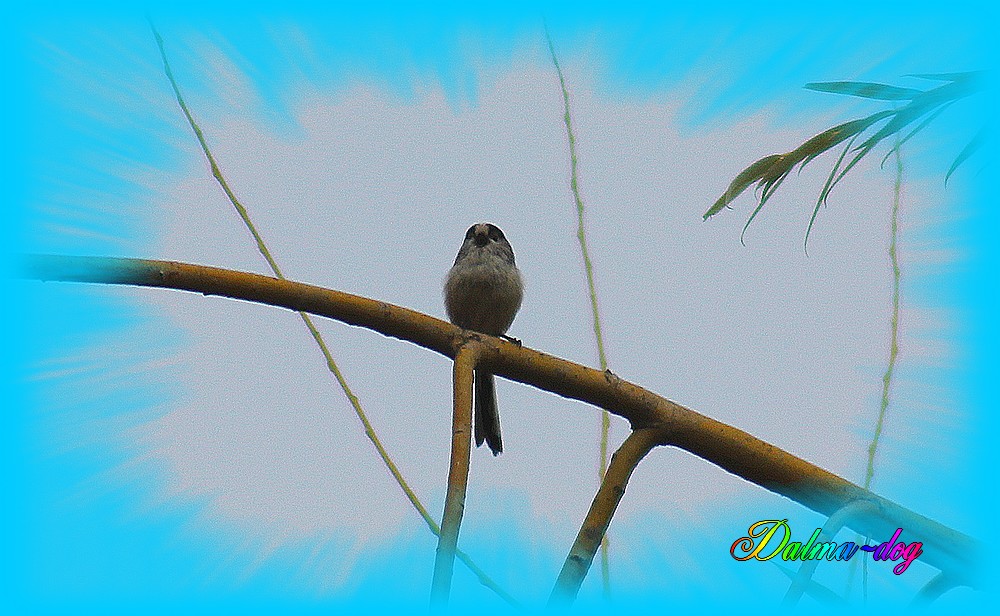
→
(805, 81, 922, 101)
(740, 165, 792, 245)
(945, 128, 985, 185)
(710, 70, 984, 249)
(805, 134, 860, 253)
(879, 103, 952, 168)
(739, 197, 770, 246)
(704, 154, 783, 219)
(917, 77, 979, 105)
(850, 80, 973, 155)
(851, 104, 930, 161)
(705, 110, 895, 224)
(796, 110, 893, 168)
(821, 145, 873, 212)
(907, 71, 984, 82)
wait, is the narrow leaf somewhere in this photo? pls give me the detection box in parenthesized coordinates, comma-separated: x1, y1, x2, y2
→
(740, 166, 792, 245)
(823, 145, 872, 208)
(834, 80, 974, 155)
(945, 128, 985, 185)
(879, 103, 952, 168)
(851, 93, 941, 158)
(704, 154, 783, 219)
(739, 198, 770, 247)
(906, 71, 984, 82)
(796, 110, 893, 169)
(805, 134, 859, 252)
(805, 81, 922, 101)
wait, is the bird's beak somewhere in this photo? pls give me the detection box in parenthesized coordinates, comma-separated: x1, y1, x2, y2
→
(473, 224, 489, 246)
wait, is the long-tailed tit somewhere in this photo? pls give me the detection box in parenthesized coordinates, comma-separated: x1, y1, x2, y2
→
(444, 223, 523, 456)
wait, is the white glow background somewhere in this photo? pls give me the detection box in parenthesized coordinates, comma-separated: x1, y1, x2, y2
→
(11, 6, 993, 610)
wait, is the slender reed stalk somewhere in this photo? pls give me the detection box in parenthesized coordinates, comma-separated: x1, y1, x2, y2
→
(545, 26, 613, 595)
(866, 145, 903, 491)
(846, 141, 904, 602)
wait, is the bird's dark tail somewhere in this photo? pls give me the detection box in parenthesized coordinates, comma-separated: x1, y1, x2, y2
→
(474, 370, 503, 456)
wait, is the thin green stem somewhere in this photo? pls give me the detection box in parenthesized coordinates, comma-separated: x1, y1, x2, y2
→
(865, 144, 902, 491)
(850, 140, 903, 603)
(545, 26, 612, 596)
(151, 24, 517, 607)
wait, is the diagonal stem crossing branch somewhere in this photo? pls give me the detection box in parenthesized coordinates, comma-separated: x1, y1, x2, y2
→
(549, 428, 663, 605)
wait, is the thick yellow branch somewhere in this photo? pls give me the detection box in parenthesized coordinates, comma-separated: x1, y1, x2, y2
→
(21, 254, 979, 583)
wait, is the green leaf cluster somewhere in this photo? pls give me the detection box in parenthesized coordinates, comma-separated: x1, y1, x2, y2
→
(704, 72, 984, 249)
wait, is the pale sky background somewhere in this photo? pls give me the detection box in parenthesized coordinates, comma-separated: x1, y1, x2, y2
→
(12, 7, 991, 610)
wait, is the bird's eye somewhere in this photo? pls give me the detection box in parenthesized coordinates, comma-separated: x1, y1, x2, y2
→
(488, 226, 504, 241)
(465, 225, 477, 240)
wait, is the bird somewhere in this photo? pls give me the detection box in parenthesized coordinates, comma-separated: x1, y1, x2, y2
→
(443, 223, 523, 455)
